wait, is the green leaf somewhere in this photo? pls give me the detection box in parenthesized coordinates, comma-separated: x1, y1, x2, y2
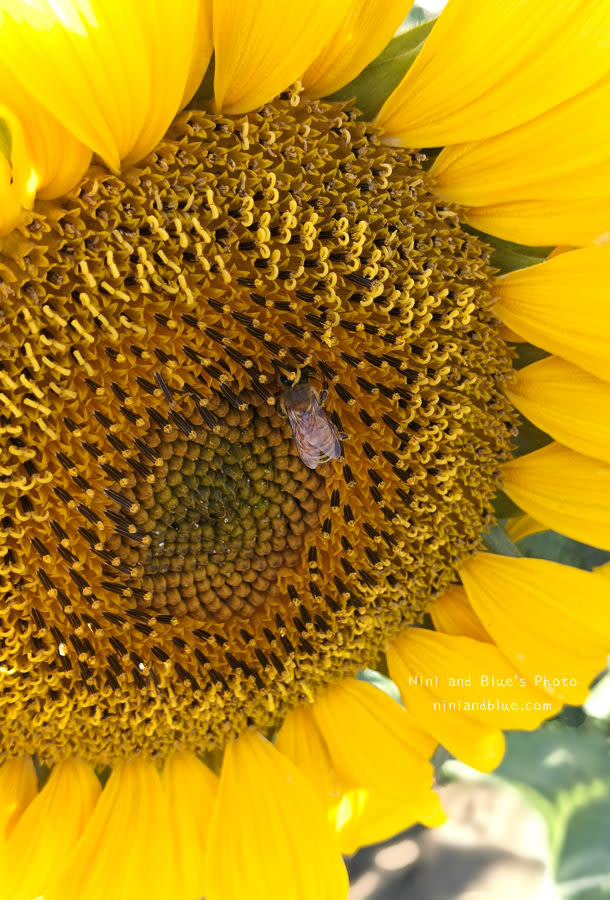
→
(327, 19, 437, 121)
(583, 665, 610, 721)
(497, 725, 608, 800)
(0, 118, 11, 162)
(404, 7, 430, 26)
(465, 726, 610, 897)
(562, 884, 610, 900)
(557, 785, 610, 898)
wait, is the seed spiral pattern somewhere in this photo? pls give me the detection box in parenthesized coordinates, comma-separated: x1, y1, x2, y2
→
(0, 89, 515, 761)
(112, 389, 326, 622)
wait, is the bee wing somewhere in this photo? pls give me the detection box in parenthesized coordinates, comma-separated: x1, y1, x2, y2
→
(283, 388, 343, 468)
(285, 406, 304, 438)
(319, 416, 342, 462)
(309, 410, 342, 466)
(329, 425, 342, 460)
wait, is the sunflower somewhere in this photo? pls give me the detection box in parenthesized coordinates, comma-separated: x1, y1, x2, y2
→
(1, 0, 610, 897)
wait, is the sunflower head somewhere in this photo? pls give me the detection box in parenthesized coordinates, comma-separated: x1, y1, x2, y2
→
(0, 88, 515, 762)
(2, 3, 610, 898)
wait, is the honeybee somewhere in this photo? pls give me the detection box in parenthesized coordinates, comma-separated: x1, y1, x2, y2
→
(278, 379, 343, 469)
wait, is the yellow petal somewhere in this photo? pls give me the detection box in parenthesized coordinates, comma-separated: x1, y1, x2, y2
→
(498, 322, 525, 343)
(44, 758, 175, 900)
(494, 248, 610, 383)
(460, 553, 610, 705)
(180, 0, 213, 109)
(505, 514, 547, 544)
(547, 246, 575, 258)
(0, 758, 36, 837)
(302, 0, 411, 99)
(311, 679, 437, 802)
(212, 0, 353, 113)
(376, 0, 610, 148)
(595, 562, 610, 580)
(277, 691, 439, 855)
(0, 0, 207, 173)
(0, 106, 37, 235)
(275, 702, 347, 804)
(334, 787, 445, 855)
(161, 751, 218, 900)
(204, 730, 349, 900)
(0, 63, 91, 204)
(429, 584, 491, 641)
(28, 120, 91, 199)
(430, 71, 610, 246)
(2, 758, 101, 900)
(503, 443, 610, 551)
(506, 357, 610, 464)
(122, 0, 212, 167)
(388, 630, 558, 771)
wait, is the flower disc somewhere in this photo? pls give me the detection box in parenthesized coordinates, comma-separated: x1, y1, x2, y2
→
(0, 92, 514, 762)
(114, 388, 326, 623)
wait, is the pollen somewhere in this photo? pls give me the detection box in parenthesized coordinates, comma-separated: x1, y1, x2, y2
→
(0, 89, 515, 762)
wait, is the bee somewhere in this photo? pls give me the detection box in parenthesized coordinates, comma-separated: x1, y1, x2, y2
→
(278, 378, 344, 469)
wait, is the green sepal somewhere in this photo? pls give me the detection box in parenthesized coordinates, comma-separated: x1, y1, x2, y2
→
(95, 764, 112, 788)
(512, 412, 551, 457)
(326, 19, 437, 121)
(517, 531, 610, 571)
(466, 226, 552, 274)
(488, 238, 552, 275)
(482, 524, 523, 558)
(0, 118, 12, 163)
(372, 650, 390, 679)
(492, 491, 522, 520)
(32, 754, 51, 790)
(490, 416, 549, 519)
(511, 342, 550, 371)
(192, 20, 438, 119)
(188, 54, 215, 109)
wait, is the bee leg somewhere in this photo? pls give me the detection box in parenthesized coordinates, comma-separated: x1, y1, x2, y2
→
(276, 362, 302, 387)
(319, 381, 329, 405)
